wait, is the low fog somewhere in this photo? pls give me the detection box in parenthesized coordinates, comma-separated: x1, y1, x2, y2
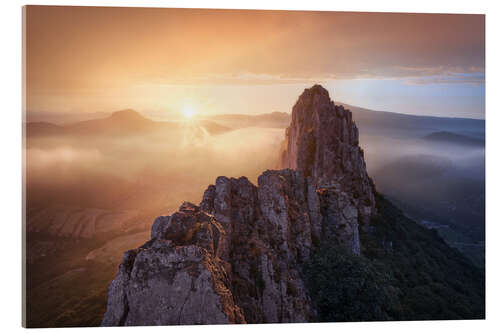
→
(361, 132, 485, 243)
(26, 123, 285, 217)
(26, 113, 484, 243)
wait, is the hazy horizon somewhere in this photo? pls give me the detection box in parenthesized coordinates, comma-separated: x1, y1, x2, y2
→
(26, 99, 486, 125)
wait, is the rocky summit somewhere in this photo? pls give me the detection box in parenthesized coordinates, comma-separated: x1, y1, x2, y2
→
(280, 85, 376, 229)
(102, 85, 400, 325)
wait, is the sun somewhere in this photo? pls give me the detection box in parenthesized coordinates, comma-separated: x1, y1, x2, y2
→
(183, 106, 196, 119)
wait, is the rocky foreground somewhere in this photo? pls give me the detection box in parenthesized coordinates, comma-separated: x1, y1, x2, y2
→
(101, 85, 484, 325)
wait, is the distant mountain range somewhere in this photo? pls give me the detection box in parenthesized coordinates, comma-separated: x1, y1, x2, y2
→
(204, 104, 485, 140)
(26, 109, 231, 137)
(339, 103, 485, 140)
(423, 131, 484, 147)
(26, 111, 110, 124)
(27, 104, 485, 141)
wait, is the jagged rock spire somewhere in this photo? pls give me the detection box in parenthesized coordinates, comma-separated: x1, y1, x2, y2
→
(280, 84, 376, 225)
(102, 85, 378, 326)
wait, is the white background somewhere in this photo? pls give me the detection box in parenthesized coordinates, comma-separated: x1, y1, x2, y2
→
(0, 0, 498, 332)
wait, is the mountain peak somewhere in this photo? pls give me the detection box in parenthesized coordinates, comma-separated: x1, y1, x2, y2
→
(305, 83, 330, 97)
(109, 109, 147, 121)
(282, 86, 368, 180)
(295, 84, 333, 109)
(280, 84, 376, 224)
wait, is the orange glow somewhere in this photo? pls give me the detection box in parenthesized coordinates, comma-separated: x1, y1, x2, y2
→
(183, 106, 196, 119)
(24, 6, 484, 119)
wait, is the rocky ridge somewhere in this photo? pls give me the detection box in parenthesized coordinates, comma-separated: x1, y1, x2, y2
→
(102, 85, 377, 325)
(280, 84, 376, 230)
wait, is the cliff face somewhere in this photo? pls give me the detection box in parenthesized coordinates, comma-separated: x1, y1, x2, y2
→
(102, 85, 378, 326)
(280, 85, 376, 228)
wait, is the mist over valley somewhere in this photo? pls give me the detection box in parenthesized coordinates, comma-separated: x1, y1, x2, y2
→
(25, 102, 484, 326)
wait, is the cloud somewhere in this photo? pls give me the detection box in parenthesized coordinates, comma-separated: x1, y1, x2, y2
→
(137, 72, 334, 86)
(26, 7, 485, 93)
(138, 67, 485, 86)
(404, 72, 485, 85)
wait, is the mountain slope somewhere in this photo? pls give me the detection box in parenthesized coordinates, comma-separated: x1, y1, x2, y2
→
(305, 192, 484, 322)
(424, 131, 484, 147)
(340, 103, 485, 139)
(205, 104, 484, 141)
(101, 85, 484, 326)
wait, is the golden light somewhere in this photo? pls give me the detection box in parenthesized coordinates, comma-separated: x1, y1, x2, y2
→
(183, 106, 196, 119)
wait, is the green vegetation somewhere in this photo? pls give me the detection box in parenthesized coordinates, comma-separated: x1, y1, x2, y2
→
(26, 232, 120, 328)
(389, 196, 485, 269)
(303, 245, 396, 321)
(304, 193, 485, 322)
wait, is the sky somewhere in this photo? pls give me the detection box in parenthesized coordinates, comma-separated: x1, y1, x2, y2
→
(25, 6, 485, 120)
